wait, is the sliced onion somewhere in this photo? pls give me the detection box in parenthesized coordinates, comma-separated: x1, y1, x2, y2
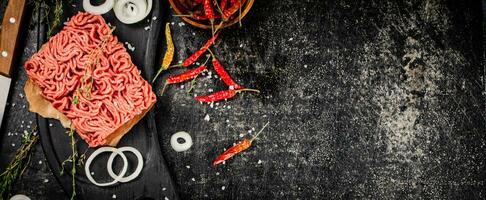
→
(113, 0, 152, 24)
(83, 0, 115, 15)
(170, 131, 193, 152)
(107, 146, 143, 183)
(84, 147, 128, 187)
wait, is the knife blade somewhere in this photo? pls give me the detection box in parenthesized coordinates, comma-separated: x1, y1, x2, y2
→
(0, 74, 10, 128)
(0, 0, 27, 129)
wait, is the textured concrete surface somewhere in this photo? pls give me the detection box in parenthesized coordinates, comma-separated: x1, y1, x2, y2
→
(1, 0, 486, 199)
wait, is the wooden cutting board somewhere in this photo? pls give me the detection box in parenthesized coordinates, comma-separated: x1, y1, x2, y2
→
(36, 1, 179, 199)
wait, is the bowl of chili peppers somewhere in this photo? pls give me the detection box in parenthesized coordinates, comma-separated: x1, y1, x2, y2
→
(168, 0, 254, 30)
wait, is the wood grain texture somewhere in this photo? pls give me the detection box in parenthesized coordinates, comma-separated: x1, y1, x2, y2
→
(0, 0, 27, 76)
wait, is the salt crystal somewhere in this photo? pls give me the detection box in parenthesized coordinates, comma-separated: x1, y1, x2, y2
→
(22, 105, 26, 108)
(29, 121, 32, 124)
(22, 120, 24, 124)
(226, 119, 229, 123)
(248, 130, 252, 134)
(239, 44, 243, 48)
(216, 172, 220, 175)
(165, 197, 169, 200)
(239, 133, 244, 138)
(192, 32, 196, 36)
(195, 62, 200, 65)
(289, 38, 293, 41)
(144, 26, 151, 30)
(221, 186, 226, 190)
(12, 103, 15, 107)
(19, 93, 24, 98)
(204, 114, 210, 121)
(257, 160, 262, 164)
(152, 17, 157, 20)
(11, 143, 15, 147)
(186, 165, 191, 169)
(112, 194, 117, 199)
(181, 85, 185, 89)
(252, 127, 256, 131)
(210, 103, 214, 108)
(49, 123, 53, 127)
(208, 88, 213, 92)
(91, 172, 94, 175)
(191, 178, 196, 182)
(162, 187, 167, 191)
(171, 22, 175, 25)
(39, 160, 43, 164)
(304, 65, 308, 68)
(44, 179, 49, 183)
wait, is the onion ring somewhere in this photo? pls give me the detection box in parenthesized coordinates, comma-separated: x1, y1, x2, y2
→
(84, 147, 128, 187)
(170, 131, 193, 152)
(113, 0, 152, 24)
(83, 0, 115, 15)
(106, 146, 143, 183)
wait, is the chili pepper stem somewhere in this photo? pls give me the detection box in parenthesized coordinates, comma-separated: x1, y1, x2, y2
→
(238, 0, 242, 27)
(170, 64, 183, 68)
(236, 88, 260, 94)
(213, 0, 224, 16)
(214, 20, 225, 33)
(211, 19, 215, 36)
(202, 54, 212, 66)
(250, 122, 270, 142)
(160, 82, 168, 96)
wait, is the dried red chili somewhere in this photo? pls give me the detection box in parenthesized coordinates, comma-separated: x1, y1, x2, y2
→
(204, 0, 215, 31)
(219, 0, 228, 12)
(213, 122, 270, 166)
(167, 65, 207, 84)
(182, 31, 220, 67)
(208, 49, 242, 89)
(195, 88, 259, 102)
(223, 0, 241, 20)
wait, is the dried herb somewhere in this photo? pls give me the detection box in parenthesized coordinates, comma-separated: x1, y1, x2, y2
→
(0, 127, 39, 199)
(60, 128, 87, 200)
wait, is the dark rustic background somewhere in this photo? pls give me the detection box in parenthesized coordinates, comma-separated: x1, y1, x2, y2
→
(1, 0, 485, 199)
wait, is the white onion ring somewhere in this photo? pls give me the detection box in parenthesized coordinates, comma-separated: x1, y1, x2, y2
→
(85, 147, 128, 187)
(106, 146, 143, 183)
(170, 131, 193, 152)
(113, 0, 152, 24)
(83, 0, 115, 15)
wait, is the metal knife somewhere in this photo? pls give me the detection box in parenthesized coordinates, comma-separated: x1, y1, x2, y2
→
(0, 0, 27, 129)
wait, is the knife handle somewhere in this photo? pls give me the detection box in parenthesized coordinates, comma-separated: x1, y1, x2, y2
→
(0, 0, 27, 77)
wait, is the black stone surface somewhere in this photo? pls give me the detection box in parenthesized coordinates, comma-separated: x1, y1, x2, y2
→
(1, 0, 485, 199)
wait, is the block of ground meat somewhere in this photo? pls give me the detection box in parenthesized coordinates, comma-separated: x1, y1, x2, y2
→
(24, 12, 156, 147)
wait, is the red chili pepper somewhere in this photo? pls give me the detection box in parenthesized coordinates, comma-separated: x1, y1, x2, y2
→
(220, 0, 228, 13)
(213, 139, 251, 166)
(223, 0, 241, 20)
(167, 65, 207, 84)
(213, 122, 269, 166)
(182, 32, 220, 67)
(204, 0, 215, 19)
(207, 50, 242, 89)
(195, 89, 236, 102)
(195, 88, 259, 102)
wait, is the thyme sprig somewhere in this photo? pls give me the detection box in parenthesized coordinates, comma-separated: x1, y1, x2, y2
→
(60, 127, 87, 200)
(0, 127, 39, 199)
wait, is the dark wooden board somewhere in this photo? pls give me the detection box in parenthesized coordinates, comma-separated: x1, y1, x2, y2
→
(37, 1, 179, 199)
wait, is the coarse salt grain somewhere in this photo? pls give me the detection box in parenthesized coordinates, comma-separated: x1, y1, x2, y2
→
(162, 187, 166, 191)
(44, 179, 49, 183)
(258, 160, 262, 164)
(191, 178, 196, 181)
(204, 114, 210, 121)
(186, 165, 191, 169)
(216, 172, 220, 175)
(112, 194, 116, 199)
(221, 186, 226, 190)
(239, 133, 244, 138)
(165, 197, 169, 200)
